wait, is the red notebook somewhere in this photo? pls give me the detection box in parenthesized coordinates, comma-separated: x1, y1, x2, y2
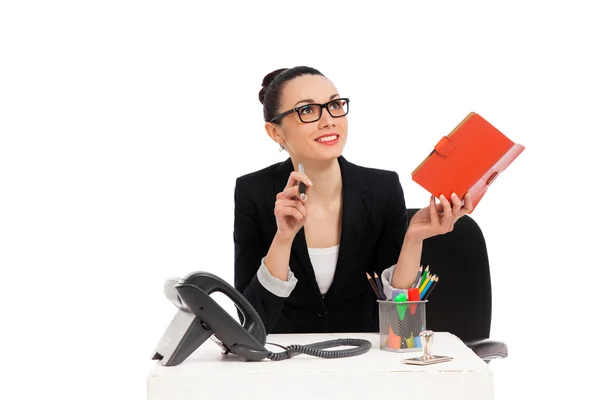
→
(411, 112, 525, 213)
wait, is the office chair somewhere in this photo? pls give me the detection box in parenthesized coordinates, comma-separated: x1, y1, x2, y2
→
(407, 208, 508, 363)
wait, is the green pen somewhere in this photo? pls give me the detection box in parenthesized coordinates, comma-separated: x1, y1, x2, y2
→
(394, 292, 408, 321)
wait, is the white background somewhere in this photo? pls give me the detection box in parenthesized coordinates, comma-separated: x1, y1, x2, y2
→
(1, 1, 598, 399)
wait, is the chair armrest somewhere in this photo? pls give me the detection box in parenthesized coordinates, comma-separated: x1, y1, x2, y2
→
(464, 339, 508, 363)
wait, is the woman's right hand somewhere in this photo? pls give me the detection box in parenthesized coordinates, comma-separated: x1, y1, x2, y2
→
(274, 170, 312, 241)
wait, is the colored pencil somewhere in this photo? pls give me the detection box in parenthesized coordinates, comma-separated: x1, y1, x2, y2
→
(419, 265, 430, 287)
(420, 274, 436, 299)
(374, 272, 385, 300)
(419, 274, 432, 294)
(366, 272, 384, 300)
(411, 266, 423, 288)
(422, 276, 439, 300)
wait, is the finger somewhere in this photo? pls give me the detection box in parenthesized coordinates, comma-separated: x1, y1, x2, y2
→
(433, 200, 444, 213)
(283, 172, 309, 202)
(463, 191, 474, 213)
(439, 194, 453, 229)
(428, 195, 440, 226)
(450, 192, 462, 217)
(278, 185, 300, 200)
(285, 171, 313, 190)
(276, 206, 304, 222)
(277, 185, 310, 203)
(275, 199, 307, 216)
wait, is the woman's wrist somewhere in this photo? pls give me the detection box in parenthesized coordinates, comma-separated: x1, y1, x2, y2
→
(404, 227, 425, 245)
(264, 232, 295, 282)
(273, 230, 296, 247)
(391, 229, 424, 289)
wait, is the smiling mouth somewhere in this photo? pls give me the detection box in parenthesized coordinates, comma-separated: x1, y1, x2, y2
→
(315, 134, 339, 143)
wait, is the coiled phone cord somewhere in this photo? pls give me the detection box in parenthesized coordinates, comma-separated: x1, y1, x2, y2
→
(266, 338, 372, 361)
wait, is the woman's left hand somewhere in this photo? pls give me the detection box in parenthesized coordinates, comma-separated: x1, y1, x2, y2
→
(407, 191, 474, 241)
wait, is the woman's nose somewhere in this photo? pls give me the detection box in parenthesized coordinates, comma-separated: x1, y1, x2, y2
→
(318, 107, 335, 129)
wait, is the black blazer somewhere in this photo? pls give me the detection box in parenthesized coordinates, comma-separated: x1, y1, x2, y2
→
(233, 156, 409, 334)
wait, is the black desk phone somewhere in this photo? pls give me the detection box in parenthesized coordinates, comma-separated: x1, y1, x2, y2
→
(151, 271, 372, 366)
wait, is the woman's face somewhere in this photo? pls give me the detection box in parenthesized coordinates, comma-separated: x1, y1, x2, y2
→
(268, 74, 348, 163)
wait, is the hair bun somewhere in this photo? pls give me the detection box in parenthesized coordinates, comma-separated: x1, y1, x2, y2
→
(262, 68, 288, 88)
(259, 68, 288, 104)
(258, 87, 267, 104)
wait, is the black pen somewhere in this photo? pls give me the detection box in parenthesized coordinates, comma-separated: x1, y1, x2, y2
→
(298, 163, 306, 201)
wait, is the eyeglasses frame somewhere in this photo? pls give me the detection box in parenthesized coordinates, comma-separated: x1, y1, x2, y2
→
(269, 97, 350, 123)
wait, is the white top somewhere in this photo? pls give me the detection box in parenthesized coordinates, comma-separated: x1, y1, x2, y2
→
(307, 244, 338, 295)
(256, 245, 402, 299)
(147, 332, 494, 400)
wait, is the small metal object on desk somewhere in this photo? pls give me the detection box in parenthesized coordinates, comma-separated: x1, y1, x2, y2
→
(402, 330, 453, 365)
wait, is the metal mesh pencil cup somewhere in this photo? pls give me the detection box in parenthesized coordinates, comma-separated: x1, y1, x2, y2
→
(378, 300, 427, 352)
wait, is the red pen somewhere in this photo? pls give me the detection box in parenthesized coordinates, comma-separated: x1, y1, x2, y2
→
(408, 288, 420, 315)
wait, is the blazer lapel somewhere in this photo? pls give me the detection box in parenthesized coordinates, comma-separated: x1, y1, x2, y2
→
(324, 156, 371, 300)
(291, 227, 323, 300)
(273, 158, 324, 300)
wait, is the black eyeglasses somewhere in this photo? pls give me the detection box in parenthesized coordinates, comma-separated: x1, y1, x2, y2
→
(270, 98, 350, 123)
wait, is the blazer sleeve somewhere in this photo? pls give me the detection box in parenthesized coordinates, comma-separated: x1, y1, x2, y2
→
(233, 177, 289, 333)
(372, 171, 409, 276)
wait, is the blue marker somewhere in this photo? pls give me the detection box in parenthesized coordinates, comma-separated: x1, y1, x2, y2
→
(414, 335, 422, 348)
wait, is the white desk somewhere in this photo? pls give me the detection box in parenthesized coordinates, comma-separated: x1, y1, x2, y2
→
(147, 332, 494, 400)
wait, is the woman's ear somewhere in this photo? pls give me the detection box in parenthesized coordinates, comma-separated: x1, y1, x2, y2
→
(265, 122, 284, 146)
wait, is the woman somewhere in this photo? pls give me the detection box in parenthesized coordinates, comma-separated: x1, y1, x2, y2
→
(233, 66, 472, 334)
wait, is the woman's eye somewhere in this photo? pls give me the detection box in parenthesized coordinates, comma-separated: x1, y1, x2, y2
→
(300, 106, 314, 115)
(329, 100, 342, 110)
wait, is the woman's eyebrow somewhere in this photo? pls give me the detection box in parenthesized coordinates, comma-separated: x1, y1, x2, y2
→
(293, 94, 340, 107)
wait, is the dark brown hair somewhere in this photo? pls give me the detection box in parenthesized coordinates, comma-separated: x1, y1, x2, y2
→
(259, 66, 323, 123)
